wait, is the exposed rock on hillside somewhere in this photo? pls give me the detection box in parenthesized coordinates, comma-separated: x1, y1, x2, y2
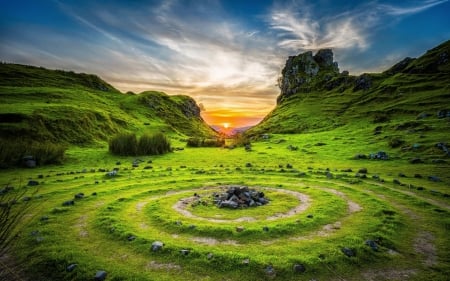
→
(278, 49, 339, 103)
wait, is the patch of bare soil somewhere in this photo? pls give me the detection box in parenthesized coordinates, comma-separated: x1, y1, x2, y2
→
(319, 187, 362, 213)
(361, 269, 417, 281)
(146, 261, 181, 271)
(414, 231, 437, 267)
(190, 237, 238, 246)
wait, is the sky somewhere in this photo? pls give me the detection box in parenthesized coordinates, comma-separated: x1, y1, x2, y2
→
(1, 0, 449, 128)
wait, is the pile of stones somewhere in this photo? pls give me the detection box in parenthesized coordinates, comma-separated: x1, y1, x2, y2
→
(212, 186, 269, 209)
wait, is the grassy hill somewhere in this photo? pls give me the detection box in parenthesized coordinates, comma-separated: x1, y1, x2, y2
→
(247, 40, 450, 161)
(0, 63, 216, 145)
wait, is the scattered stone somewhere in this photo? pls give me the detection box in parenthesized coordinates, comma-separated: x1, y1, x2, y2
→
(341, 247, 356, 257)
(428, 176, 441, 182)
(369, 151, 389, 160)
(326, 172, 333, 179)
(95, 181, 99, 184)
(245, 163, 252, 168)
(341, 168, 352, 172)
(151, 241, 164, 252)
(94, 270, 107, 281)
(188, 225, 196, 230)
(410, 158, 423, 164)
(74, 193, 84, 199)
(307, 214, 314, 218)
(106, 170, 117, 177)
(242, 258, 250, 265)
(436, 142, 449, 155)
(354, 154, 367, 159)
(398, 173, 406, 178)
(358, 168, 368, 174)
(92, 192, 97, 196)
(315, 142, 326, 146)
(175, 220, 182, 226)
(116, 161, 121, 165)
(287, 145, 298, 151)
(66, 263, 77, 272)
(393, 179, 401, 185)
(262, 226, 269, 232)
(432, 159, 446, 164)
(417, 112, 431, 119)
(207, 253, 214, 260)
(286, 163, 293, 169)
(180, 249, 190, 256)
(127, 235, 136, 241)
(143, 166, 153, 170)
(293, 263, 306, 273)
(437, 109, 450, 118)
(236, 226, 245, 232)
(62, 200, 75, 206)
(27, 180, 39, 186)
(365, 240, 379, 251)
(40, 216, 49, 221)
(414, 174, 422, 178)
(265, 264, 276, 277)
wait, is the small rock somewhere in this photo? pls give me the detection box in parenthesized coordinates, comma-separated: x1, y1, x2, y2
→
(354, 154, 367, 159)
(92, 192, 97, 196)
(365, 240, 378, 251)
(414, 174, 422, 178)
(398, 173, 406, 178)
(40, 216, 49, 221)
(307, 214, 314, 218)
(66, 263, 77, 272)
(293, 263, 306, 273)
(242, 258, 250, 265)
(262, 226, 269, 232)
(94, 270, 107, 281)
(207, 253, 214, 260)
(428, 176, 441, 182)
(151, 241, 164, 252)
(265, 264, 276, 277)
(358, 168, 367, 174)
(27, 180, 39, 186)
(341, 247, 356, 257)
(180, 249, 190, 256)
(74, 193, 84, 199)
(245, 163, 252, 167)
(286, 163, 293, 169)
(62, 200, 75, 206)
(410, 158, 423, 164)
(236, 226, 245, 232)
(127, 235, 136, 241)
(393, 179, 401, 185)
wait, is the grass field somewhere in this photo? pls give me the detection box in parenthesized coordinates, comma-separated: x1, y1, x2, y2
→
(1, 128, 449, 281)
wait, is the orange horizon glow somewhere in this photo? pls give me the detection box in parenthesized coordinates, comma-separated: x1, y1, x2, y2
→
(201, 111, 265, 128)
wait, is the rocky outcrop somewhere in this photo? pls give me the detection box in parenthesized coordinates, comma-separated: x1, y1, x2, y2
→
(278, 49, 339, 103)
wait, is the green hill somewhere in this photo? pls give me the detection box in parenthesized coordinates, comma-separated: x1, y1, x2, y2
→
(247, 40, 450, 160)
(0, 63, 216, 145)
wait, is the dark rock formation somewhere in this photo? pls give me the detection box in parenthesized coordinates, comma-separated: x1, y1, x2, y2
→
(278, 49, 339, 103)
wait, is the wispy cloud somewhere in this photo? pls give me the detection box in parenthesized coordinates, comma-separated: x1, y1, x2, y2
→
(268, 0, 448, 52)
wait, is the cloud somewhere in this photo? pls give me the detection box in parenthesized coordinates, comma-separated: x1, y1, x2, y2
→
(268, 0, 448, 52)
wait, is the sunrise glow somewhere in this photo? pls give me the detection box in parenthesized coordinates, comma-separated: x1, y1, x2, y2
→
(223, 123, 230, 129)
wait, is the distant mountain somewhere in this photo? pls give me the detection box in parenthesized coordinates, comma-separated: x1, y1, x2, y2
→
(247, 40, 450, 136)
(0, 63, 217, 145)
(211, 125, 253, 136)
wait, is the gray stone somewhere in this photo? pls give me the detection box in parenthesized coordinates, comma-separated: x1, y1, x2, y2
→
(66, 263, 77, 272)
(27, 180, 39, 186)
(62, 200, 75, 206)
(293, 263, 306, 273)
(265, 264, 276, 277)
(236, 226, 245, 232)
(94, 270, 107, 281)
(180, 249, 190, 256)
(428, 176, 441, 182)
(74, 193, 84, 199)
(151, 241, 164, 252)
(365, 240, 378, 251)
(341, 247, 356, 257)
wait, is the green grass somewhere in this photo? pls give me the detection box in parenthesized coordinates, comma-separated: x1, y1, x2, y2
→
(0, 41, 449, 281)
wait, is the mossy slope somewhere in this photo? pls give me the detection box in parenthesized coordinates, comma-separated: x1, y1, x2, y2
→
(0, 63, 216, 145)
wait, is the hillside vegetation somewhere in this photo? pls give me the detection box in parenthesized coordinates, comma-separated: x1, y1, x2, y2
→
(247, 40, 450, 161)
(0, 63, 216, 146)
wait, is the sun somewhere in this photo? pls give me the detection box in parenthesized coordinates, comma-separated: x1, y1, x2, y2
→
(223, 123, 230, 129)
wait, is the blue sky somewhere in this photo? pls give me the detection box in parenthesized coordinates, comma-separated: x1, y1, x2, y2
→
(1, 0, 449, 126)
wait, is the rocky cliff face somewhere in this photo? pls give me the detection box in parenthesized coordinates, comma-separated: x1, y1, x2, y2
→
(278, 49, 339, 103)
